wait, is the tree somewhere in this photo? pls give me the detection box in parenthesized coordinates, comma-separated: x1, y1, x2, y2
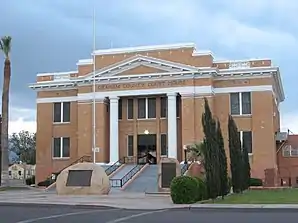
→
(228, 116, 243, 193)
(241, 144, 251, 190)
(0, 36, 12, 186)
(216, 120, 229, 198)
(9, 131, 36, 165)
(201, 98, 220, 199)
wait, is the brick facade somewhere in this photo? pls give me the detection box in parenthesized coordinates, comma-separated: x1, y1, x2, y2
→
(29, 43, 285, 183)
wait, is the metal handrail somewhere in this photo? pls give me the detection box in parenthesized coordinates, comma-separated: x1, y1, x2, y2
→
(48, 155, 92, 182)
(109, 163, 146, 188)
(105, 158, 124, 176)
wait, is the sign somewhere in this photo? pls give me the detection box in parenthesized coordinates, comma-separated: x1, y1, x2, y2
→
(92, 147, 100, 153)
(66, 170, 93, 187)
(161, 162, 176, 188)
(97, 80, 186, 90)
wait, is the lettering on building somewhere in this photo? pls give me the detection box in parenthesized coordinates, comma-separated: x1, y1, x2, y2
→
(97, 80, 186, 90)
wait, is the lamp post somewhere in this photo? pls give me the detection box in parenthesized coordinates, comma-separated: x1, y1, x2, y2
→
(183, 145, 188, 165)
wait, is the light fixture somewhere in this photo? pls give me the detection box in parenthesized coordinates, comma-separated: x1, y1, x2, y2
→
(144, 130, 149, 135)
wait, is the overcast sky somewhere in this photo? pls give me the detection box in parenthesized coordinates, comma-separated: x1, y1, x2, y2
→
(1, 0, 298, 134)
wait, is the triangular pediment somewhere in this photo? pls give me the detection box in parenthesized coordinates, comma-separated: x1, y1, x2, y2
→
(83, 55, 198, 79)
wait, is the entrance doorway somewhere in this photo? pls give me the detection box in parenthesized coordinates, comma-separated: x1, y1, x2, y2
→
(137, 134, 157, 164)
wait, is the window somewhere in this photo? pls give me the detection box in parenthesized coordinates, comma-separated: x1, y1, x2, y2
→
(148, 98, 156, 118)
(18, 171, 21, 176)
(127, 135, 134, 157)
(161, 134, 167, 156)
(118, 98, 122, 120)
(230, 92, 251, 115)
(239, 131, 252, 154)
(53, 137, 70, 158)
(9, 171, 11, 176)
(283, 145, 298, 157)
(127, 99, 134, 120)
(53, 102, 71, 123)
(160, 97, 167, 118)
(138, 98, 156, 119)
(176, 95, 181, 118)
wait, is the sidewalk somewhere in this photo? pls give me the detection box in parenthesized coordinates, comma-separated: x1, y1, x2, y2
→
(1, 190, 298, 210)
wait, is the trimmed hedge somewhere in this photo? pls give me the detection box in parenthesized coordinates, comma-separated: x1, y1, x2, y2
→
(170, 176, 199, 204)
(249, 178, 263, 186)
(193, 177, 208, 201)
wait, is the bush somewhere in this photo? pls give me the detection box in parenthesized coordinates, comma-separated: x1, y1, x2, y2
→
(25, 176, 35, 185)
(249, 178, 263, 186)
(170, 176, 199, 204)
(193, 177, 208, 201)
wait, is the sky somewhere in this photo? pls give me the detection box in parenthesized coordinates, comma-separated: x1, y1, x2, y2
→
(0, 0, 298, 134)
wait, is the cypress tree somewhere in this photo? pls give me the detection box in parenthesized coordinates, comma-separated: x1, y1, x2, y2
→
(242, 144, 251, 190)
(201, 98, 220, 199)
(216, 120, 229, 198)
(228, 116, 242, 193)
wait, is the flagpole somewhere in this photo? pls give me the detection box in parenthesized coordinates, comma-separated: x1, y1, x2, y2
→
(92, 4, 96, 164)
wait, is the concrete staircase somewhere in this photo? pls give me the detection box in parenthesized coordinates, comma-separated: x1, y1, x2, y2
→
(124, 164, 158, 193)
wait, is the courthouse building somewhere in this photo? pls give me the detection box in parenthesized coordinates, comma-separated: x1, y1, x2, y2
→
(29, 43, 284, 183)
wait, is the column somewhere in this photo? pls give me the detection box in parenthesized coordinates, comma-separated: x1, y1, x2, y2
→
(167, 92, 177, 159)
(109, 96, 119, 164)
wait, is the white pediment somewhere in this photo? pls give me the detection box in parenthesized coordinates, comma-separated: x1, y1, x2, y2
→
(82, 55, 199, 80)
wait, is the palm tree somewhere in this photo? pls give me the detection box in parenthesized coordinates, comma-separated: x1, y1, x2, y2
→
(189, 142, 205, 163)
(0, 36, 12, 186)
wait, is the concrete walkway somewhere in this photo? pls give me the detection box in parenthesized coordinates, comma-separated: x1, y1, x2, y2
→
(1, 190, 298, 210)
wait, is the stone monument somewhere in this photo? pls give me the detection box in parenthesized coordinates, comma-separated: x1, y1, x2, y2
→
(158, 157, 180, 192)
(56, 162, 110, 195)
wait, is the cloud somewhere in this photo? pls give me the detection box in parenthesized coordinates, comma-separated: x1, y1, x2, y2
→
(0, 0, 298, 135)
(281, 113, 298, 134)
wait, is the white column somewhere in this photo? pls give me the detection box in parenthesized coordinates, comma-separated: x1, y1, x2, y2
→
(109, 96, 119, 164)
(167, 92, 177, 159)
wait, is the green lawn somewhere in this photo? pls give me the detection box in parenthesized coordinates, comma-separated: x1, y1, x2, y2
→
(214, 189, 298, 204)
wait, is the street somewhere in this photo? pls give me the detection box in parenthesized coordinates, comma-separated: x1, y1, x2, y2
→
(1, 204, 298, 223)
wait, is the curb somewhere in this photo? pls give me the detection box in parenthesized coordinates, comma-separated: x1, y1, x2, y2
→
(1, 201, 298, 210)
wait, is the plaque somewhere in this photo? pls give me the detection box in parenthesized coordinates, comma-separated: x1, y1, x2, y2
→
(66, 170, 93, 187)
(161, 163, 176, 188)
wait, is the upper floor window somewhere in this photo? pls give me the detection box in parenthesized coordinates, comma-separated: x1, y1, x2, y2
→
(230, 92, 251, 115)
(283, 145, 298, 157)
(239, 131, 252, 154)
(53, 137, 70, 158)
(53, 102, 70, 123)
(160, 97, 167, 118)
(127, 98, 134, 120)
(118, 98, 122, 120)
(160, 95, 180, 118)
(138, 98, 156, 119)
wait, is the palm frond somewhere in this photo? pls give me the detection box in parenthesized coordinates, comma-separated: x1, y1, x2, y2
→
(0, 36, 12, 58)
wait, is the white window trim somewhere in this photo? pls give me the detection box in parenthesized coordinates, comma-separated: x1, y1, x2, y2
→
(282, 145, 298, 157)
(239, 131, 253, 155)
(231, 92, 251, 116)
(52, 137, 70, 159)
(137, 97, 156, 120)
(127, 98, 134, 120)
(53, 102, 70, 123)
(127, 135, 134, 157)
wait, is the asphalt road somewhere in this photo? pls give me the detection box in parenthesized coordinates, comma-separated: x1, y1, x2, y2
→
(1, 204, 298, 223)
